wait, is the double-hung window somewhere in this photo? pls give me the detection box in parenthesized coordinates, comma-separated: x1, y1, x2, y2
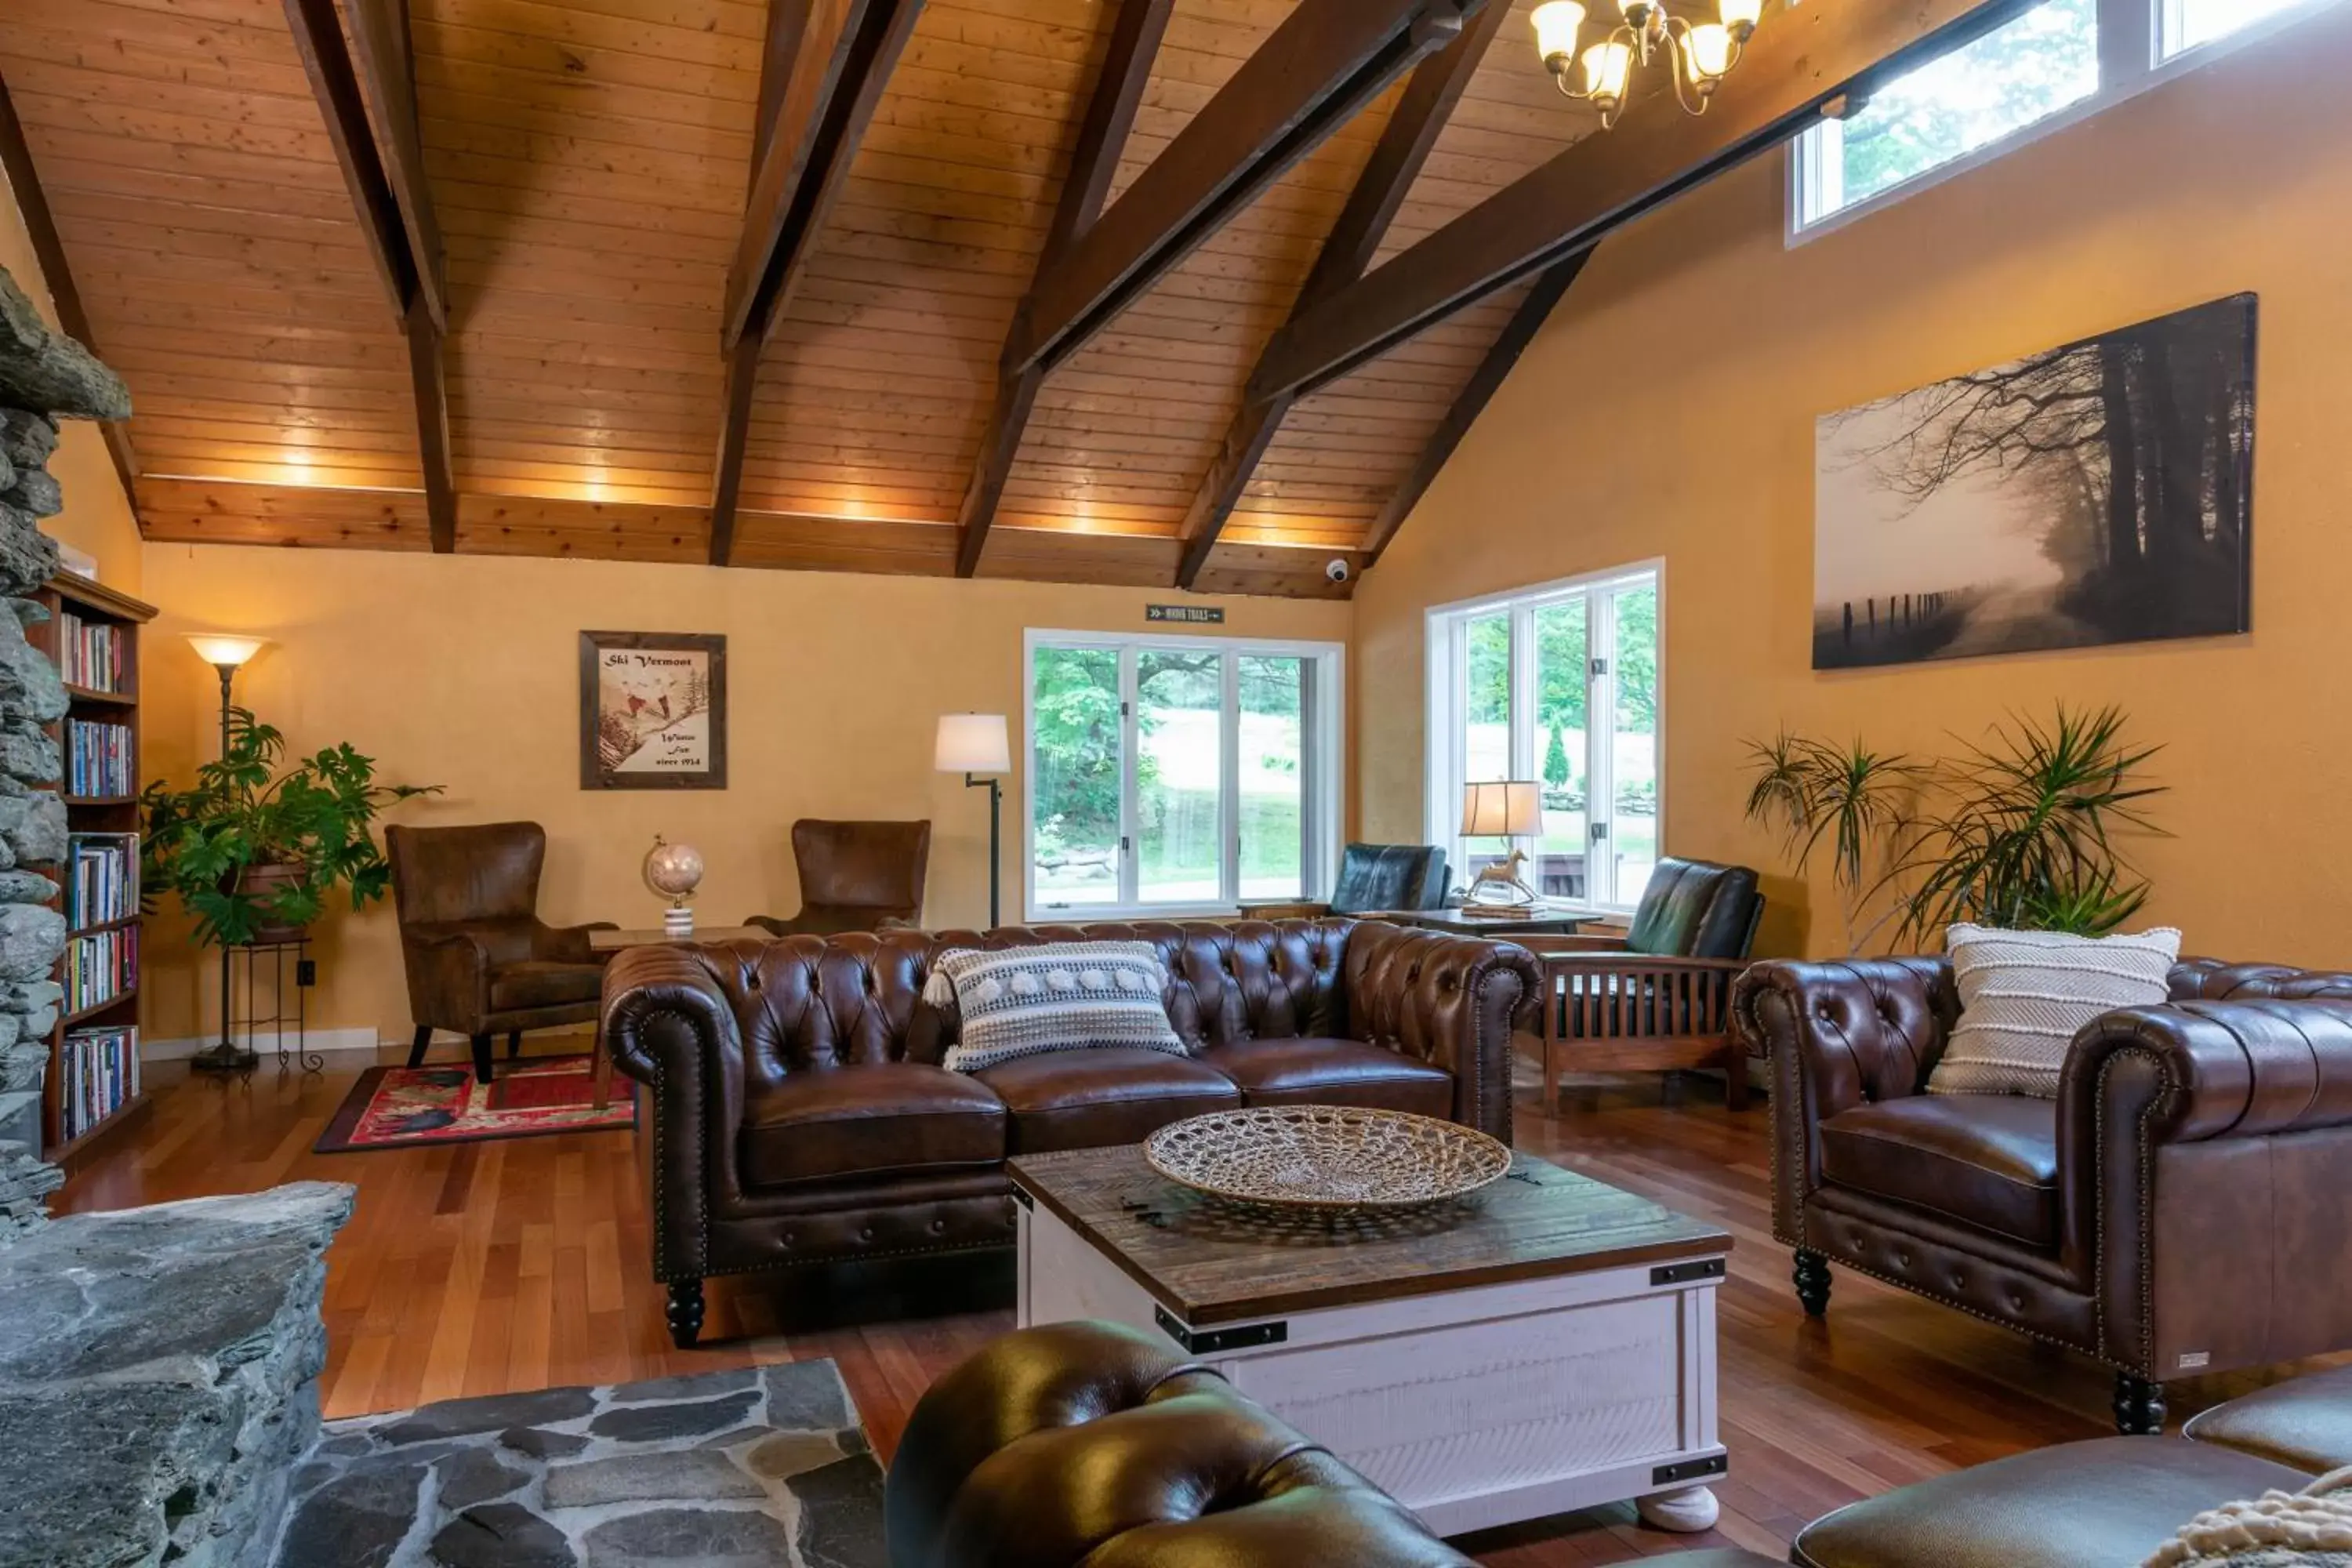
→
(1793, 0, 2339, 234)
(1425, 564, 1661, 912)
(1025, 630, 1343, 919)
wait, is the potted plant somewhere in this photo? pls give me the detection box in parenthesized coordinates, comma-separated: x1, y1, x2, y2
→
(1744, 704, 2164, 950)
(141, 709, 440, 945)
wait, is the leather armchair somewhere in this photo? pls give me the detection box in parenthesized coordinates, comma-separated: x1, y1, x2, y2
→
(749, 818, 931, 936)
(602, 918, 1537, 1347)
(1520, 858, 1764, 1115)
(1734, 954, 2352, 1434)
(387, 822, 615, 1084)
(885, 1320, 1481, 1568)
(1236, 842, 1447, 922)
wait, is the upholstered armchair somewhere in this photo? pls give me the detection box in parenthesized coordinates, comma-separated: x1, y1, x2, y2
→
(1237, 842, 1449, 922)
(1519, 857, 1764, 1113)
(387, 822, 615, 1084)
(1734, 955, 2352, 1434)
(748, 818, 931, 936)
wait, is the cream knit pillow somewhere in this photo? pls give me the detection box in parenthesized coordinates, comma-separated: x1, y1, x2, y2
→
(1927, 924, 2182, 1098)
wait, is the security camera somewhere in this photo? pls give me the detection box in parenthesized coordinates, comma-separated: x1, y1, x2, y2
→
(1324, 557, 1352, 584)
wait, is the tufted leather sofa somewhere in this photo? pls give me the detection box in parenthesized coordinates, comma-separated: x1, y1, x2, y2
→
(604, 919, 1538, 1347)
(1735, 955, 2352, 1434)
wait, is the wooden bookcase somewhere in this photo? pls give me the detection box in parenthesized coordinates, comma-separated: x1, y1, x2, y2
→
(27, 572, 156, 1163)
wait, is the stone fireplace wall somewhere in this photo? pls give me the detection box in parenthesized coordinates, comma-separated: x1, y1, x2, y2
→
(0, 263, 129, 1230)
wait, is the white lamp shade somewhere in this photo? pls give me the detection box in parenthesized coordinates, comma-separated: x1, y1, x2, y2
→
(1719, 0, 1762, 31)
(1686, 21, 1733, 79)
(186, 633, 269, 669)
(1461, 780, 1543, 838)
(1530, 0, 1587, 63)
(1581, 38, 1633, 103)
(935, 713, 1011, 774)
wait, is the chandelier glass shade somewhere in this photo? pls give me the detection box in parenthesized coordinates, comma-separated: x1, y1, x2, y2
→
(1531, 0, 1760, 129)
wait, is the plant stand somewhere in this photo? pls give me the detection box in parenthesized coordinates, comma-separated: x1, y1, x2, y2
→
(191, 938, 318, 1075)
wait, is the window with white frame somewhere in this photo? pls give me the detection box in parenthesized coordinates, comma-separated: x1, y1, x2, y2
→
(1793, 0, 2340, 232)
(1025, 630, 1343, 919)
(1425, 565, 1661, 912)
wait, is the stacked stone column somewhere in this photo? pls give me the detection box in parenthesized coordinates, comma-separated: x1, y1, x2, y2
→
(0, 264, 131, 1230)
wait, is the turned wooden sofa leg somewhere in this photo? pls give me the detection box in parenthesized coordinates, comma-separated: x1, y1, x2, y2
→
(667, 1279, 706, 1349)
(2114, 1372, 2166, 1435)
(1794, 1248, 1831, 1317)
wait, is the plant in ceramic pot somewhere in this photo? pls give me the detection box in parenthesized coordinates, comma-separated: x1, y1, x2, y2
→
(1744, 704, 2165, 952)
(141, 708, 440, 946)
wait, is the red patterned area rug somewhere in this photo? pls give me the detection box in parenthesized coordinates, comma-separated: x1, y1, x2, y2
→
(315, 1054, 636, 1153)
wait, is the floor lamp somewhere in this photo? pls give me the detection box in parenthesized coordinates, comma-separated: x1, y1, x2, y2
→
(185, 633, 270, 1075)
(935, 713, 1010, 929)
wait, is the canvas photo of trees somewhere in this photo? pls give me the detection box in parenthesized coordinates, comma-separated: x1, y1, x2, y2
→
(1813, 293, 2255, 670)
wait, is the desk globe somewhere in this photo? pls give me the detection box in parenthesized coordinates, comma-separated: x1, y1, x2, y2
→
(644, 835, 705, 938)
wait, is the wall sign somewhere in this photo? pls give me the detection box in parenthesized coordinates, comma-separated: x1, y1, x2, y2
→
(1146, 604, 1224, 625)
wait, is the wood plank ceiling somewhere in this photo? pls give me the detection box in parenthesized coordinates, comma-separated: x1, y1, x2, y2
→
(0, 0, 1595, 596)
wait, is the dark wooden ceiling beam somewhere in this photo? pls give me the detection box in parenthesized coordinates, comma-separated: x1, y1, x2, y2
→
(1004, 0, 1487, 381)
(1248, 0, 2037, 404)
(954, 0, 1177, 579)
(1174, 0, 1510, 588)
(0, 72, 140, 520)
(282, 0, 456, 550)
(1359, 256, 1585, 565)
(712, 0, 924, 564)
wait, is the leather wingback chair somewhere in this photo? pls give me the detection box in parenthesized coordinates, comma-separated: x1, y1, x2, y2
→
(387, 822, 615, 1084)
(1735, 954, 2352, 1435)
(1519, 858, 1765, 1115)
(749, 818, 931, 936)
(1237, 843, 1448, 921)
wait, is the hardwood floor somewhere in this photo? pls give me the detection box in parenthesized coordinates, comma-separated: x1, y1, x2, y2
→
(56, 1052, 2318, 1563)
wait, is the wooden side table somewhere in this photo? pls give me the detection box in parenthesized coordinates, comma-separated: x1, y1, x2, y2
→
(585, 925, 771, 1108)
(1365, 906, 1611, 938)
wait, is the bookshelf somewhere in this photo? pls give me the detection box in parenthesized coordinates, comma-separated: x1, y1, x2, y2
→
(28, 573, 155, 1164)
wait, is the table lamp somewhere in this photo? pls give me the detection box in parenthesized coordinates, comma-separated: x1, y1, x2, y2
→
(1460, 780, 1544, 910)
(935, 713, 1011, 927)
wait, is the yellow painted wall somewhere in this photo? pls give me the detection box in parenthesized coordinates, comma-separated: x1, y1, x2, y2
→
(1355, 9, 2352, 966)
(0, 165, 141, 594)
(138, 543, 1352, 1044)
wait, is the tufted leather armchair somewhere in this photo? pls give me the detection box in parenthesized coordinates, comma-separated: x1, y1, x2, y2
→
(603, 919, 1537, 1347)
(1735, 955, 2352, 1435)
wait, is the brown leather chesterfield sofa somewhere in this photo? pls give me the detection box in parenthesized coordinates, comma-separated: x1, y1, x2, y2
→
(1736, 954, 2352, 1434)
(889, 1319, 2352, 1568)
(604, 919, 1538, 1348)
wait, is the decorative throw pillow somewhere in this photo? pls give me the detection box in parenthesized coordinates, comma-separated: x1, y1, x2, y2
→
(922, 942, 1186, 1073)
(1927, 924, 2182, 1098)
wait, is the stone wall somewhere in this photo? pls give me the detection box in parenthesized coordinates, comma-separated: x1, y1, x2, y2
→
(0, 263, 129, 1217)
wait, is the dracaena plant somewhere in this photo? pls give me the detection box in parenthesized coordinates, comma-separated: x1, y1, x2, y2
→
(140, 709, 441, 947)
(1742, 731, 1923, 953)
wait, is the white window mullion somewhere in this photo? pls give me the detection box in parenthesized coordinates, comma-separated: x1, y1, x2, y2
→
(1587, 589, 1619, 909)
(1508, 602, 1539, 782)
(1218, 653, 1242, 906)
(1117, 647, 1140, 909)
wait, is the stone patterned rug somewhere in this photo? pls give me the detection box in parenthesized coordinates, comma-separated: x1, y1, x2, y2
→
(271, 1360, 884, 1568)
(314, 1056, 636, 1153)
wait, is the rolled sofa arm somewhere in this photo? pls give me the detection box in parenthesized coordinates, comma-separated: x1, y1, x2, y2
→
(2061, 997, 2352, 1145)
(602, 945, 750, 1283)
(1341, 924, 1538, 1142)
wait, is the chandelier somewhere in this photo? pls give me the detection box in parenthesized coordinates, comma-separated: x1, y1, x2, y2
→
(1530, 0, 1761, 129)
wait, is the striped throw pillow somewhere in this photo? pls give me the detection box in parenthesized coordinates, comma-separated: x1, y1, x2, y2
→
(924, 942, 1186, 1074)
(1927, 924, 2182, 1098)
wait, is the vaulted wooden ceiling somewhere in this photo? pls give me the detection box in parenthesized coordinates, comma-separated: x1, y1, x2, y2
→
(0, 0, 2017, 596)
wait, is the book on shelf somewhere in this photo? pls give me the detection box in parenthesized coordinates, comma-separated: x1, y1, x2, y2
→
(59, 1023, 138, 1142)
(56, 610, 129, 692)
(63, 924, 137, 1015)
(66, 718, 135, 797)
(67, 832, 138, 931)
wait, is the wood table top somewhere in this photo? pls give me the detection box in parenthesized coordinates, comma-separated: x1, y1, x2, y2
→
(1008, 1145, 1730, 1327)
(589, 924, 769, 951)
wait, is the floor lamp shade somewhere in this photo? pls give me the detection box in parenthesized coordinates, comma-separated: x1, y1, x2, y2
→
(1461, 780, 1543, 838)
(187, 633, 268, 670)
(935, 713, 1010, 774)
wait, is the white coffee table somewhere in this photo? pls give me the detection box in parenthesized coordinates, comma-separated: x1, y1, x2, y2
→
(1008, 1144, 1730, 1537)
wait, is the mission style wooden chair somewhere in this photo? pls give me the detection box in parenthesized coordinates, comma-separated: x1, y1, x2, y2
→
(1518, 858, 1764, 1115)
